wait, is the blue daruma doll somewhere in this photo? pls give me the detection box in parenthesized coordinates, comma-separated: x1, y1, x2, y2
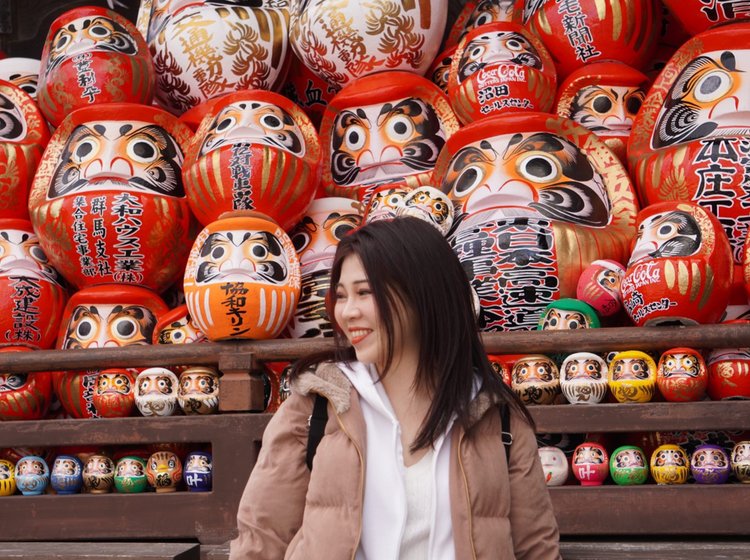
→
(184, 451, 212, 492)
(15, 455, 49, 495)
(50, 455, 83, 494)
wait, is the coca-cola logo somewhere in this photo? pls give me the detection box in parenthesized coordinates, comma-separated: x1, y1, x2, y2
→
(475, 64, 527, 88)
(621, 261, 661, 293)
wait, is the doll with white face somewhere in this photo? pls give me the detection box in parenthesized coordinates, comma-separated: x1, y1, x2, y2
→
(184, 451, 212, 492)
(93, 368, 136, 418)
(650, 444, 689, 485)
(608, 350, 657, 403)
(286, 198, 362, 339)
(178, 367, 220, 415)
(435, 114, 638, 331)
(51, 455, 83, 495)
(511, 354, 560, 405)
(572, 443, 609, 486)
(146, 450, 183, 493)
(15, 455, 49, 495)
(184, 212, 301, 341)
(576, 259, 626, 318)
(560, 352, 608, 404)
(447, 22, 556, 123)
(538, 299, 600, 331)
(0, 58, 40, 100)
(183, 90, 321, 232)
(319, 72, 459, 199)
(609, 446, 648, 485)
(29, 104, 194, 293)
(629, 24, 750, 289)
(135, 367, 179, 417)
(691, 444, 731, 484)
(731, 441, 750, 483)
(657, 347, 707, 402)
(364, 185, 412, 224)
(0, 459, 15, 496)
(0, 81, 49, 221)
(37, 7, 152, 127)
(621, 202, 733, 327)
(83, 454, 115, 494)
(114, 456, 147, 493)
(398, 186, 455, 236)
(538, 446, 568, 487)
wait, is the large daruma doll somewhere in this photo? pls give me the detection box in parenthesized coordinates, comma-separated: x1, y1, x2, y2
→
(184, 212, 301, 341)
(183, 90, 321, 232)
(28, 103, 194, 293)
(36, 6, 154, 127)
(55, 284, 168, 418)
(0, 80, 49, 220)
(447, 22, 557, 124)
(628, 23, 750, 294)
(621, 202, 733, 326)
(433, 112, 639, 330)
(319, 71, 460, 199)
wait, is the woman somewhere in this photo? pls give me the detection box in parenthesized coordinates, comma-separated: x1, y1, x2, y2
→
(230, 217, 561, 559)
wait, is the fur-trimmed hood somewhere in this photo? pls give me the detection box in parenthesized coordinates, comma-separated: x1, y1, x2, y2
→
(291, 361, 503, 428)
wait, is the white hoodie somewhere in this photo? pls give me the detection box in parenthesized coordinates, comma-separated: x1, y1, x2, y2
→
(339, 361, 456, 560)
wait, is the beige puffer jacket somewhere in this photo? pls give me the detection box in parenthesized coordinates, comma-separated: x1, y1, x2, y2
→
(230, 362, 561, 560)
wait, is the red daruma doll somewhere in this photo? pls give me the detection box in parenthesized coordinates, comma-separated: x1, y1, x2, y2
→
(37, 6, 154, 127)
(0, 80, 49, 220)
(447, 22, 557, 124)
(621, 201, 733, 326)
(28, 103, 195, 293)
(183, 212, 301, 341)
(183, 90, 322, 232)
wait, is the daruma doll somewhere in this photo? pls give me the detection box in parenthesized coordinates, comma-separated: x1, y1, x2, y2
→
(37, 6, 153, 127)
(28, 102, 195, 293)
(183, 89, 322, 232)
(184, 212, 301, 341)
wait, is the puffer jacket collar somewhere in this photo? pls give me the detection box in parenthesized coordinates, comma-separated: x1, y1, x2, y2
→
(291, 361, 503, 429)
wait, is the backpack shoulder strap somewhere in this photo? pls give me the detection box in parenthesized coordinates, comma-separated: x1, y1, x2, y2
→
(499, 402, 513, 464)
(306, 393, 329, 470)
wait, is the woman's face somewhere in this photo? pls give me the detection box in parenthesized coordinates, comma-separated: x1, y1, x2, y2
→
(333, 254, 416, 370)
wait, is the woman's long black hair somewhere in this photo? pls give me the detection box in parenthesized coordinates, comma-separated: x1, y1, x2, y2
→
(293, 217, 533, 451)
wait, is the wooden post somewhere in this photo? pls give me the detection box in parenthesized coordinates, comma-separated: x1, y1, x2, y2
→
(217, 351, 265, 412)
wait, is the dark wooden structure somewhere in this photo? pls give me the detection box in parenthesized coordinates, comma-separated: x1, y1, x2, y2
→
(0, 323, 749, 555)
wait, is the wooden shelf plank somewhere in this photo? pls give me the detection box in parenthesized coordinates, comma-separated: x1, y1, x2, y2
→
(530, 401, 750, 433)
(550, 485, 750, 535)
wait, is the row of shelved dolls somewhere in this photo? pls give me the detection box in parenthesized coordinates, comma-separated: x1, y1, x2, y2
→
(540, 439, 750, 487)
(0, 444, 211, 496)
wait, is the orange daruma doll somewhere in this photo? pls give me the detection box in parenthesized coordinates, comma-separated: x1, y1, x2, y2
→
(183, 89, 322, 232)
(183, 212, 301, 341)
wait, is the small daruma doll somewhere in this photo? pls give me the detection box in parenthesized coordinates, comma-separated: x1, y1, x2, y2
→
(177, 367, 219, 415)
(0, 80, 49, 220)
(55, 284, 168, 418)
(184, 451, 212, 492)
(114, 456, 147, 494)
(537, 299, 600, 330)
(146, 450, 182, 493)
(37, 6, 153, 127)
(28, 103, 195, 293)
(511, 354, 560, 405)
(0, 459, 16, 496)
(691, 444, 731, 484)
(576, 259, 626, 318)
(135, 367, 179, 417)
(447, 22, 557, 124)
(609, 445, 649, 486)
(183, 212, 301, 341)
(50, 455, 83, 495)
(621, 202, 733, 327)
(182, 90, 322, 232)
(318, 71, 460, 199)
(0, 219, 67, 349)
(572, 443, 609, 486)
(650, 444, 690, 485)
(15, 455, 49, 495)
(560, 352, 609, 405)
(286, 197, 362, 339)
(92, 368, 136, 418)
(83, 454, 114, 494)
(555, 62, 649, 161)
(706, 321, 750, 400)
(731, 441, 750, 483)
(538, 446, 568, 486)
(608, 350, 657, 403)
(657, 347, 708, 402)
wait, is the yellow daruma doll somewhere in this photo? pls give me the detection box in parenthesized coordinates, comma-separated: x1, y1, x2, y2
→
(183, 212, 301, 341)
(608, 350, 657, 403)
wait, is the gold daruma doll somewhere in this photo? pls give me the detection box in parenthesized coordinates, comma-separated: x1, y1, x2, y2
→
(608, 350, 657, 403)
(184, 212, 301, 341)
(650, 444, 690, 485)
(182, 89, 322, 232)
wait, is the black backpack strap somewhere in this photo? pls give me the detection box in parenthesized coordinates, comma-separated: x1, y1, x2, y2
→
(306, 394, 329, 470)
(499, 403, 512, 464)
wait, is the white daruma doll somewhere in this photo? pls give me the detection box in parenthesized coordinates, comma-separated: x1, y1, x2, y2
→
(184, 211, 301, 341)
(135, 367, 179, 417)
(731, 441, 750, 483)
(538, 446, 568, 487)
(560, 352, 609, 405)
